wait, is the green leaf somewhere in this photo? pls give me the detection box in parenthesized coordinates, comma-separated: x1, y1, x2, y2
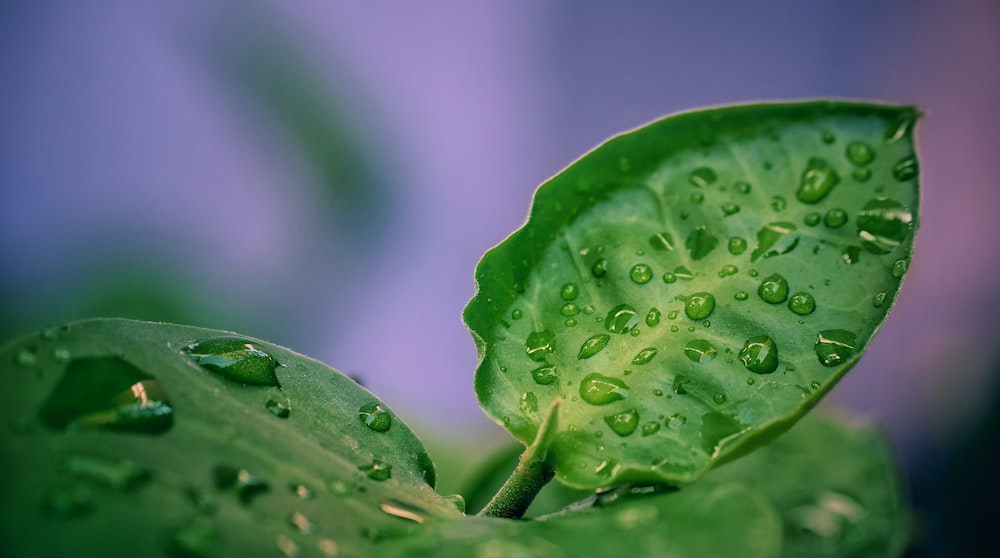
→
(0, 319, 462, 557)
(704, 412, 909, 557)
(379, 481, 781, 557)
(464, 101, 920, 488)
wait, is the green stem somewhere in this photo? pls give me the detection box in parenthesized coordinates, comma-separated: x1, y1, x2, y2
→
(479, 399, 561, 519)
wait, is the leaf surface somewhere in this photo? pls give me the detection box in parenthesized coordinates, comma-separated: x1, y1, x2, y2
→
(465, 101, 920, 488)
(0, 319, 462, 558)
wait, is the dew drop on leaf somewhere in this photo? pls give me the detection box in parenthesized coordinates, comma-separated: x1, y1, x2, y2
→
(645, 307, 661, 327)
(213, 465, 270, 504)
(525, 330, 556, 361)
(684, 292, 716, 320)
(814, 329, 858, 367)
(771, 196, 787, 212)
(690, 192, 705, 204)
(804, 212, 821, 227)
(266, 399, 291, 418)
(519, 392, 538, 413)
(15, 347, 37, 367)
(641, 422, 661, 436)
(824, 208, 848, 228)
(629, 264, 653, 284)
(788, 292, 816, 315)
(728, 236, 748, 255)
(892, 156, 919, 182)
(631, 347, 658, 365)
(758, 274, 790, 304)
(891, 258, 909, 278)
(689, 166, 717, 187)
(604, 409, 639, 437)
(873, 291, 888, 308)
(685, 227, 719, 260)
(591, 258, 609, 278)
(683, 339, 718, 364)
(579, 373, 628, 405)
(846, 141, 875, 166)
(857, 198, 914, 254)
(734, 291, 749, 301)
(530, 365, 558, 385)
(359, 459, 392, 482)
(560, 283, 580, 301)
(578, 334, 611, 359)
(721, 202, 740, 216)
(797, 157, 841, 204)
(511, 309, 523, 320)
(751, 221, 799, 262)
(184, 336, 279, 386)
(358, 402, 392, 432)
(605, 304, 639, 334)
(739, 335, 779, 374)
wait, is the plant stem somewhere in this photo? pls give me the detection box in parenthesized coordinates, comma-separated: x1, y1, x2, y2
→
(478, 398, 561, 519)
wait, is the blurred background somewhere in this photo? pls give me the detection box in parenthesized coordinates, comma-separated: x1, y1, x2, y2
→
(1, 1, 998, 555)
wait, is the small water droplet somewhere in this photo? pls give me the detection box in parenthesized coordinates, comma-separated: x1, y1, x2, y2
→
(689, 166, 717, 187)
(645, 308, 661, 327)
(685, 227, 719, 260)
(804, 212, 821, 227)
(684, 292, 716, 320)
(893, 156, 919, 181)
(721, 202, 740, 216)
(564, 318, 577, 327)
(797, 157, 840, 204)
(734, 291, 749, 301)
(735, 181, 752, 194)
(561, 303, 581, 317)
(842, 245, 862, 265)
(718, 264, 738, 278)
(690, 192, 705, 204)
(815, 329, 857, 367)
(846, 141, 875, 166)
(857, 197, 914, 254)
(605, 304, 639, 334)
(672, 375, 690, 395)
(649, 232, 676, 251)
(214, 465, 270, 504)
(662, 272, 677, 283)
(604, 409, 639, 437)
(824, 208, 848, 228)
(822, 130, 835, 144)
(713, 393, 727, 404)
(511, 309, 523, 320)
(641, 422, 660, 436)
(629, 264, 653, 284)
(525, 330, 555, 361)
(561, 283, 580, 301)
(683, 339, 717, 364)
(788, 292, 816, 315)
(519, 392, 538, 413)
(667, 414, 687, 429)
(359, 459, 392, 481)
(751, 221, 799, 262)
(667, 310, 679, 320)
(184, 336, 279, 386)
(873, 291, 888, 308)
(891, 258, 909, 278)
(728, 236, 748, 255)
(758, 274, 789, 304)
(771, 196, 787, 212)
(580, 373, 628, 405)
(591, 258, 609, 278)
(359, 402, 392, 432)
(631, 347, 657, 365)
(739, 335, 779, 374)
(265, 398, 291, 418)
(748, 269, 759, 278)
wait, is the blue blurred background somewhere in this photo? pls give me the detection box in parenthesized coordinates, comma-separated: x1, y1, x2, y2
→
(2, 1, 998, 554)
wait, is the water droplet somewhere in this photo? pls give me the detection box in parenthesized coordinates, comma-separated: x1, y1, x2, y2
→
(686, 227, 719, 260)
(690, 192, 705, 204)
(683, 339, 717, 364)
(528, 364, 558, 385)
(728, 236, 748, 255)
(641, 422, 660, 436)
(629, 264, 653, 284)
(735, 181, 752, 194)
(39, 357, 174, 435)
(739, 335, 779, 374)
(525, 330, 555, 361)
(519, 392, 538, 413)
(359, 402, 392, 432)
(561, 303, 581, 317)
(788, 292, 816, 315)
(564, 318, 577, 327)
(266, 399, 291, 418)
(846, 141, 875, 166)
(857, 198, 914, 254)
(605, 304, 639, 334)
(591, 258, 609, 278)
(511, 309, 523, 320)
(359, 459, 392, 481)
(815, 329, 857, 367)
(645, 308, 661, 327)
(873, 291, 887, 308)
(734, 291, 749, 301)
(853, 167, 872, 182)
(893, 156, 919, 181)
(824, 208, 848, 228)
(667, 310, 679, 320)
(689, 166, 717, 187)
(842, 246, 862, 265)
(631, 347, 657, 365)
(758, 274, 789, 304)
(822, 130, 835, 144)
(667, 414, 687, 429)
(15, 347, 37, 367)
(721, 202, 740, 216)
(672, 375, 690, 395)
(797, 157, 841, 204)
(748, 269, 759, 278)
(718, 264, 738, 277)
(713, 393, 727, 404)
(561, 283, 580, 301)
(184, 336, 279, 386)
(214, 465, 270, 504)
(649, 232, 676, 251)
(168, 518, 219, 558)
(577, 334, 609, 360)
(751, 221, 800, 262)
(891, 258, 909, 278)
(580, 373, 628, 405)
(684, 292, 716, 320)
(804, 212, 821, 227)
(770, 196, 787, 212)
(662, 272, 677, 283)
(604, 409, 639, 437)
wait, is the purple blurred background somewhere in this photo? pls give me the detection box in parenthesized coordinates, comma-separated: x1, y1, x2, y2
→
(2, 1, 999, 554)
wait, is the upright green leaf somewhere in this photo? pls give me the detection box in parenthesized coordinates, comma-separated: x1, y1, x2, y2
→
(465, 101, 920, 488)
(0, 319, 462, 557)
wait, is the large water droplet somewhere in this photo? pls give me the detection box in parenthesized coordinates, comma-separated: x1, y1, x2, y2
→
(184, 336, 279, 386)
(649, 232, 676, 251)
(891, 258, 909, 278)
(605, 304, 639, 334)
(531, 365, 558, 385)
(525, 330, 555, 361)
(604, 409, 639, 437)
(359, 402, 392, 432)
(788, 292, 816, 315)
(630, 264, 653, 284)
(641, 422, 661, 436)
(824, 208, 848, 228)
(814, 329, 857, 367)
(683, 339, 717, 364)
(560, 283, 580, 301)
(359, 459, 393, 481)
(511, 309, 523, 320)
(214, 465, 270, 504)
(739, 336, 779, 374)
(591, 259, 609, 278)
(873, 291, 887, 308)
(797, 157, 840, 204)
(580, 373, 628, 405)
(804, 212, 822, 227)
(39, 357, 174, 435)
(645, 308, 661, 327)
(689, 166, 717, 187)
(892, 156, 919, 181)
(728, 236, 748, 255)
(751, 221, 799, 262)
(685, 227, 718, 260)
(561, 303, 581, 317)
(846, 141, 875, 166)
(857, 198, 914, 254)
(520, 392, 538, 413)
(631, 347, 658, 365)
(721, 202, 740, 216)
(578, 334, 610, 359)
(684, 292, 716, 320)
(758, 274, 789, 304)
